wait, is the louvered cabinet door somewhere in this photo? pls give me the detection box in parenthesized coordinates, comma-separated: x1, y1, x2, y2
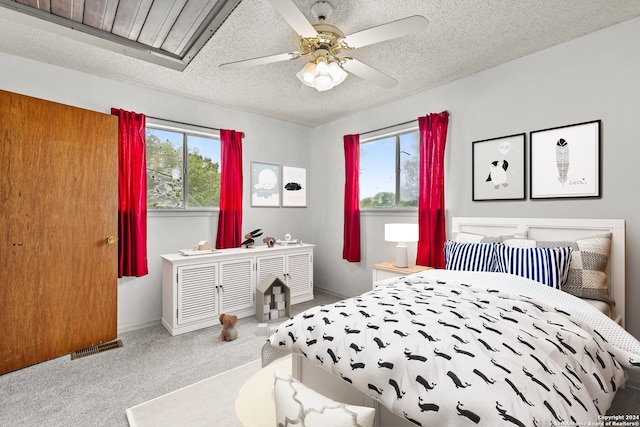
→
(256, 254, 286, 285)
(286, 252, 313, 301)
(219, 258, 255, 314)
(177, 263, 219, 325)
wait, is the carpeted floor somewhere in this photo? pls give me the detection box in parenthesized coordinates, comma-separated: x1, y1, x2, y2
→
(1, 288, 639, 426)
(126, 355, 292, 427)
(0, 290, 341, 427)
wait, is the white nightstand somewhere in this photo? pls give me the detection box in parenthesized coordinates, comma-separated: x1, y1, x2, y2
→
(370, 262, 433, 288)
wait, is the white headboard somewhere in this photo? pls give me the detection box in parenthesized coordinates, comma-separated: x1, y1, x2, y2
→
(451, 217, 626, 327)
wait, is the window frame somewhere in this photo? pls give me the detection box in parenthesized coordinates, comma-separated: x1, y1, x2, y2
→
(146, 118, 221, 212)
(359, 126, 420, 211)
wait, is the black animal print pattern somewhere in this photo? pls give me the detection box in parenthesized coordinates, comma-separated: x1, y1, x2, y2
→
(268, 275, 640, 426)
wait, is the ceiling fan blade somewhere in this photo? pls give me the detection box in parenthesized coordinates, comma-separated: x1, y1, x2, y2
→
(343, 59, 397, 89)
(343, 15, 429, 49)
(266, 0, 318, 38)
(219, 52, 299, 70)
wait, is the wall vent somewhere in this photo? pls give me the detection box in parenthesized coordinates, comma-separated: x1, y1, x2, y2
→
(70, 340, 123, 360)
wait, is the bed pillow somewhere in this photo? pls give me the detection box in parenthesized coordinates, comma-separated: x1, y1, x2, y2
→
(451, 231, 526, 243)
(494, 245, 573, 289)
(502, 233, 612, 300)
(444, 240, 497, 272)
(274, 371, 375, 427)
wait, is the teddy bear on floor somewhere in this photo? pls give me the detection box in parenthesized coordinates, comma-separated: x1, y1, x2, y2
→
(218, 313, 238, 341)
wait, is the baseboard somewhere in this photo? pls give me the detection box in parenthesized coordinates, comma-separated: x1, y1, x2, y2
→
(118, 319, 161, 334)
(314, 286, 348, 300)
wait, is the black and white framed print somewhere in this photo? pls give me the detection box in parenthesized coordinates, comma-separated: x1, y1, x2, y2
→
(281, 165, 307, 207)
(530, 120, 601, 199)
(251, 162, 280, 206)
(472, 133, 526, 201)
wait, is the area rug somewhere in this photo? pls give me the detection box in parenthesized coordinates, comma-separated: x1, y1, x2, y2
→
(126, 355, 291, 427)
(235, 355, 292, 426)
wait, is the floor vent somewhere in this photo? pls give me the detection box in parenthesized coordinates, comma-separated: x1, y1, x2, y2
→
(70, 340, 123, 360)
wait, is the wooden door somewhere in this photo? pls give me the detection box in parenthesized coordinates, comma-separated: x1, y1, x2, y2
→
(0, 90, 118, 375)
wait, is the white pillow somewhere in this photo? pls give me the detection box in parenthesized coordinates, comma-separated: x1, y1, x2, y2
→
(273, 371, 375, 427)
(451, 231, 527, 243)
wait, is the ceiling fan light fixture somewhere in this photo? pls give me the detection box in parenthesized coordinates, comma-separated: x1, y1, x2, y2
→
(296, 57, 347, 91)
(221, 1, 429, 91)
(296, 61, 317, 85)
(328, 61, 347, 85)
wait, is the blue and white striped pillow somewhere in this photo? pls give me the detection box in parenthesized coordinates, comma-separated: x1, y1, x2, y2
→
(494, 245, 573, 289)
(444, 241, 497, 272)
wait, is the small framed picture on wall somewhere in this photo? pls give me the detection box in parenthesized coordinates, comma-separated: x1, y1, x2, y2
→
(472, 133, 526, 201)
(530, 120, 601, 199)
(281, 165, 307, 207)
(251, 162, 280, 207)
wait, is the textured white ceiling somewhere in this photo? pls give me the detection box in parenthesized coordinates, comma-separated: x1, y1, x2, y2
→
(1, 0, 639, 127)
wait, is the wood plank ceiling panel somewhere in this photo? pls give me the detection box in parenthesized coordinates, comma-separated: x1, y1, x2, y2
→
(111, 0, 152, 41)
(50, 0, 83, 21)
(162, 0, 216, 56)
(2, 0, 243, 69)
(137, 0, 186, 49)
(83, 0, 117, 31)
(17, 0, 50, 11)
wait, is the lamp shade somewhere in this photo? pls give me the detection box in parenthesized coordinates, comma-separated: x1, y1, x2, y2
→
(385, 223, 418, 268)
(385, 223, 419, 243)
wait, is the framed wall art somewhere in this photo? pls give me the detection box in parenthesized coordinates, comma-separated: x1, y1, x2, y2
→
(281, 165, 307, 207)
(251, 162, 280, 207)
(530, 120, 600, 199)
(472, 133, 526, 201)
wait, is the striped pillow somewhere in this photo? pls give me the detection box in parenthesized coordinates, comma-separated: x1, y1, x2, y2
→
(444, 241, 497, 272)
(494, 245, 573, 289)
(502, 233, 612, 301)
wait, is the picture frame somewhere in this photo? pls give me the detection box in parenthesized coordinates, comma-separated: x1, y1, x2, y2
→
(281, 165, 307, 207)
(530, 120, 601, 199)
(472, 133, 526, 201)
(251, 162, 280, 207)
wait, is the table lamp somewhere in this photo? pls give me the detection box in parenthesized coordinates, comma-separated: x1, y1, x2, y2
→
(384, 223, 419, 268)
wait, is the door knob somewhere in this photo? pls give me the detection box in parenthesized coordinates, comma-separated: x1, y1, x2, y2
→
(105, 236, 117, 245)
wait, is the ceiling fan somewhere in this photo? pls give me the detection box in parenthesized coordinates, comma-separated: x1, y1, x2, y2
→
(219, 0, 429, 91)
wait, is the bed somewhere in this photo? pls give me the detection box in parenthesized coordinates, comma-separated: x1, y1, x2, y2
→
(264, 217, 640, 426)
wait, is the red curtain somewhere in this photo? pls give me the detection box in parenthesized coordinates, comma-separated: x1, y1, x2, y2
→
(111, 108, 148, 278)
(416, 111, 449, 268)
(343, 134, 361, 262)
(216, 129, 243, 249)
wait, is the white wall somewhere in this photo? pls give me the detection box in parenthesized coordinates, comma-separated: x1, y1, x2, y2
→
(309, 17, 640, 340)
(0, 53, 313, 331)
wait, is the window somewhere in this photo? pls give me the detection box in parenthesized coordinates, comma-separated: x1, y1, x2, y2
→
(360, 129, 420, 208)
(146, 122, 221, 209)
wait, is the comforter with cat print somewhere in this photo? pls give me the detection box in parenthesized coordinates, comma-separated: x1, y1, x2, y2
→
(268, 270, 640, 426)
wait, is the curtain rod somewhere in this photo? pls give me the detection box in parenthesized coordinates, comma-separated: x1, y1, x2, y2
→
(359, 119, 417, 136)
(146, 116, 245, 138)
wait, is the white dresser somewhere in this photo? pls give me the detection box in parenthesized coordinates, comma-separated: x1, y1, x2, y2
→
(161, 244, 314, 335)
